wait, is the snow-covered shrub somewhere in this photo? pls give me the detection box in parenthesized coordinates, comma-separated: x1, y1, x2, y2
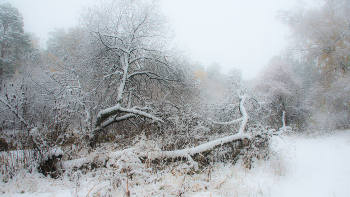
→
(239, 136, 270, 169)
(0, 150, 40, 182)
(305, 77, 350, 131)
(253, 56, 306, 130)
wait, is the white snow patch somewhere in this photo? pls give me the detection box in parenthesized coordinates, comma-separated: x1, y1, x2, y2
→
(49, 147, 64, 157)
(1, 130, 350, 196)
(271, 131, 350, 196)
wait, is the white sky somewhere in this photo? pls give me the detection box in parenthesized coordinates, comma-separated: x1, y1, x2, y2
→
(1, 0, 318, 79)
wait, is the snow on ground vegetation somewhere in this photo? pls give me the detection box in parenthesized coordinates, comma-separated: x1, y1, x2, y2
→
(1, 130, 350, 196)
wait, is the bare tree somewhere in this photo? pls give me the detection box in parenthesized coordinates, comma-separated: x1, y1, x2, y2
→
(81, 0, 192, 146)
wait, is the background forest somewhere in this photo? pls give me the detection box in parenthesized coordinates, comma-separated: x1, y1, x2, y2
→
(1, 0, 350, 196)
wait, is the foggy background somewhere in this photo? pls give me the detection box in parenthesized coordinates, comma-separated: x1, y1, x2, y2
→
(2, 0, 320, 79)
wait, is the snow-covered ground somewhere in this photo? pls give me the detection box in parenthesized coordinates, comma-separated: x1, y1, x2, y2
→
(271, 131, 350, 197)
(1, 130, 350, 196)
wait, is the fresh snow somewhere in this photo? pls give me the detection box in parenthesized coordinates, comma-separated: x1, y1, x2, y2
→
(1, 130, 350, 196)
(272, 131, 350, 197)
(48, 147, 64, 158)
(139, 95, 251, 163)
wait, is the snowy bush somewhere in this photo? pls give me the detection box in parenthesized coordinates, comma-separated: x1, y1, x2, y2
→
(0, 150, 40, 182)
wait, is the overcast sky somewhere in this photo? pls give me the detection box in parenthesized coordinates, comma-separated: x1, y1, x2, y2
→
(1, 0, 318, 79)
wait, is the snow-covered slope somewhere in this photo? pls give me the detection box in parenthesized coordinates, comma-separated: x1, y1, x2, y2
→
(1, 131, 349, 196)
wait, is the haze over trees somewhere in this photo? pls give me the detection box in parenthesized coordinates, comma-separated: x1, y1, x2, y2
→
(0, 3, 30, 84)
(1, 0, 350, 195)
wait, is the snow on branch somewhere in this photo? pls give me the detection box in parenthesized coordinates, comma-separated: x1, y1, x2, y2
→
(96, 103, 162, 128)
(211, 95, 249, 132)
(238, 95, 249, 134)
(127, 71, 152, 79)
(137, 132, 251, 160)
(212, 118, 243, 125)
(128, 70, 178, 82)
(0, 98, 29, 128)
(135, 95, 251, 169)
(100, 114, 136, 129)
(278, 110, 292, 133)
(97, 31, 130, 54)
(63, 131, 252, 171)
(119, 106, 163, 122)
(63, 95, 267, 172)
(96, 104, 122, 126)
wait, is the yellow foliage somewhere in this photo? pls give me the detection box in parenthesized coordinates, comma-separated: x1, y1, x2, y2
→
(50, 68, 59, 73)
(193, 70, 207, 80)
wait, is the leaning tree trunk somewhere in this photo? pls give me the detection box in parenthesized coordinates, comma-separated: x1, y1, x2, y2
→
(65, 94, 286, 171)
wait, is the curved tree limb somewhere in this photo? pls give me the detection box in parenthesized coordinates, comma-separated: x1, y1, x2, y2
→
(95, 103, 162, 128)
(135, 95, 251, 170)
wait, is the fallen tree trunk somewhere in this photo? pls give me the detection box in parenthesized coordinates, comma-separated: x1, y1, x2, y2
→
(136, 95, 250, 170)
(62, 95, 254, 171)
(53, 94, 287, 176)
